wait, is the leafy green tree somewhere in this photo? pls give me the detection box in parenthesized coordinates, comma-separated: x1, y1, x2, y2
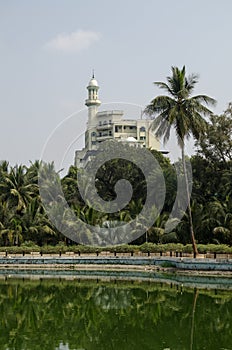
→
(145, 66, 216, 254)
(61, 165, 84, 207)
(197, 103, 232, 165)
(211, 199, 232, 245)
(190, 154, 225, 204)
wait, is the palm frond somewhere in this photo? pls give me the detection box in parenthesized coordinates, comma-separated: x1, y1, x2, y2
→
(191, 94, 216, 107)
(144, 95, 175, 116)
(153, 82, 174, 96)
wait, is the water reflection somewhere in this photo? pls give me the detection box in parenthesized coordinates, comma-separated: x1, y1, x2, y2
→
(93, 286, 131, 309)
(0, 278, 231, 350)
(55, 343, 85, 350)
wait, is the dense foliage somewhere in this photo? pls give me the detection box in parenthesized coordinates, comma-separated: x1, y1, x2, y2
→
(0, 100, 232, 248)
(0, 64, 232, 248)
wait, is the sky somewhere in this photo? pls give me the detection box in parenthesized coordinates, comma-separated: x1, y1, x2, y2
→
(1, 0, 232, 171)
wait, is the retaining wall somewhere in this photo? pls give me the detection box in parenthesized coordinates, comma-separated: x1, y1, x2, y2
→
(0, 256, 232, 271)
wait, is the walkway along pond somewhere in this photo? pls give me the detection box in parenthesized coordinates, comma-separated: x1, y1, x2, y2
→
(0, 256, 232, 271)
(0, 256, 232, 290)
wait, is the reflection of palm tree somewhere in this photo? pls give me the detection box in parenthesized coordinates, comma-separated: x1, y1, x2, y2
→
(93, 286, 131, 310)
(190, 288, 199, 350)
(145, 66, 216, 254)
(1, 280, 232, 349)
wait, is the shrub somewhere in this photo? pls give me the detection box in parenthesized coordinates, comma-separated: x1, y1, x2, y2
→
(0, 243, 231, 255)
(140, 243, 159, 253)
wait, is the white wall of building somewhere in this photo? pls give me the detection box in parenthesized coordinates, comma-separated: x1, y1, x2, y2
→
(74, 76, 160, 168)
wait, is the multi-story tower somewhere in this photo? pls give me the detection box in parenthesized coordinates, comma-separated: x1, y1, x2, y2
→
(75, 75, 161, 168)
(85, 73, 101, 129)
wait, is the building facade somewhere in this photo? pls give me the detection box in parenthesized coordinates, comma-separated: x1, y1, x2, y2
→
(74, 75, 160, 168)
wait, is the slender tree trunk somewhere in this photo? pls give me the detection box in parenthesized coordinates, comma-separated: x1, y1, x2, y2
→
(181, 146, 198, 255)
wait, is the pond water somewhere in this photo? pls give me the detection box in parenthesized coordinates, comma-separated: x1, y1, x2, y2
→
(0, 275, 231, 350)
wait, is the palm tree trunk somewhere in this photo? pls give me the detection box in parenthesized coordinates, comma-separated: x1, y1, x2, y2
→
(181, 146, 198, 255)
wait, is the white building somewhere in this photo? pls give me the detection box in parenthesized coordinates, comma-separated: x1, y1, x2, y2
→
(74, 75, 161, 168)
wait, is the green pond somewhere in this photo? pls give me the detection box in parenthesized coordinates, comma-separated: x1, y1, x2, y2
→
(0, 273, 231, 350)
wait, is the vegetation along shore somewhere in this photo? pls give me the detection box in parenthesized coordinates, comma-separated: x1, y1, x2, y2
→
(0, 66, 232, 262)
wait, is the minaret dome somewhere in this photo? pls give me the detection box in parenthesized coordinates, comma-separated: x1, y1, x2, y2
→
(85, 73, 101, 108)
(88, 77, 99, 87)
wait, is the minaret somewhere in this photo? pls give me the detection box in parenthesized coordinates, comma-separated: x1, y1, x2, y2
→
(85, 72, 101, 129)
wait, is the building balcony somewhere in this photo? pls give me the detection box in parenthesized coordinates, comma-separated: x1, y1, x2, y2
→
(96, 123, 113, 130)
(96, 135, 113, 141)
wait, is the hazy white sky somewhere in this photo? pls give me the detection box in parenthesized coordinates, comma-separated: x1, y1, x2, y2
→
(1, 0, 232, 169)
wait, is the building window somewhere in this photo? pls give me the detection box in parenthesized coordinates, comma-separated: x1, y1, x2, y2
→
(109, 120, 112, 124)
(99, 121, 102, 126)
(91, 132, 96, 137)
(140, 126, 146, 132)
(103, 120, 107, 125)
(92, 141, 96, 145)
(109, 131, 112, 136)
(115, 125, 122, 132)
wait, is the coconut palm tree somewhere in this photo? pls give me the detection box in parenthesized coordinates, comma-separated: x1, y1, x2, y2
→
(0, 164, 37, 215)
(145, 66, 216, 254)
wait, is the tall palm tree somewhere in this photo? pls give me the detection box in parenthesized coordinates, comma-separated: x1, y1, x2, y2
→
(145, 66, 216, 254)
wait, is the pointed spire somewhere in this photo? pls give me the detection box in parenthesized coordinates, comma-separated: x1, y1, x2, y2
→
(92, 69, 95, 79)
